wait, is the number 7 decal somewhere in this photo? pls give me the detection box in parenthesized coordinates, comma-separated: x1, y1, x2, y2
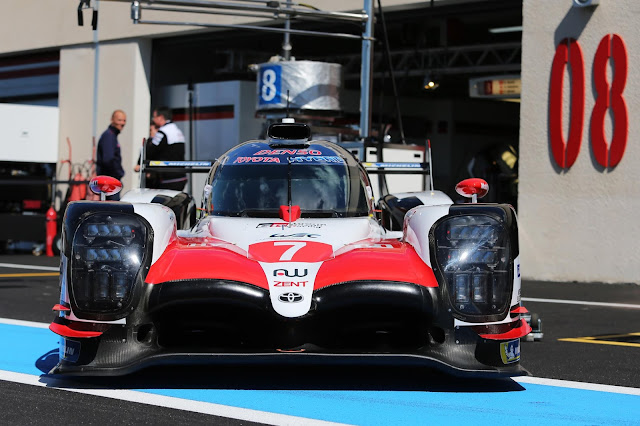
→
(274, 242, 307, 261)
(248, 240, 333, 262)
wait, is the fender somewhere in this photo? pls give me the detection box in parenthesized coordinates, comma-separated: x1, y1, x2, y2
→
(403, 203, 452, 268)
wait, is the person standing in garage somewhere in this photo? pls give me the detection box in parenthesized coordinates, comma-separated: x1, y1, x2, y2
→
(148, 106, 187, 191)
(96, 109, 126, 200)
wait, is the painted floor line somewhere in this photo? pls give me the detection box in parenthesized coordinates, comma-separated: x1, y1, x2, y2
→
(0, 370, 347, 426)
(558, 337, 640, 348)
(0, 263, 59, 272)
(0, 272, 59, 278)
(522, 297, 640, 309)
(514, 376, 640, 396)
(0, 318, 50, 329)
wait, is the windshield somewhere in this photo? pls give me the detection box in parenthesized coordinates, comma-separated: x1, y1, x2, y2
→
(208, 156, 370, 218)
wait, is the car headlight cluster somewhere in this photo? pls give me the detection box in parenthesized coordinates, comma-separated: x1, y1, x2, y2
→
(70, 213, 149, 319)
(433, 215, 511, 321)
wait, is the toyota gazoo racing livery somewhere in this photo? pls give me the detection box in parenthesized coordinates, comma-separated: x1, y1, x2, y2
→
(49, 122, 531, 376)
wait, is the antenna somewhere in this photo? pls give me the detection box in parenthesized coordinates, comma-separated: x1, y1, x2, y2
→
(285, 89, 290, 118)
(428, 139, 434, 191)
(287, 156, 293, 227)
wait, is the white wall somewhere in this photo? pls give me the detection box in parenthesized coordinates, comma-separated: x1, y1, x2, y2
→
(0, 104, 59, 163)
(519, 0, 640, 283)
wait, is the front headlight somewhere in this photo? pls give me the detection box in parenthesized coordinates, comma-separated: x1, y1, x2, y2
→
(69, 213, 150, 320)
(433, 214, 511, 322)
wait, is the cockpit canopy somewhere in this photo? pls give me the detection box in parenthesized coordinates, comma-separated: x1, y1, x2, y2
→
(204, 140, 372, 218)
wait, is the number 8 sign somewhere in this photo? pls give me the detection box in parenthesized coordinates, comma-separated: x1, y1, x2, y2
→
(259, 65, 282, 106)
(549, 34, 629, 169)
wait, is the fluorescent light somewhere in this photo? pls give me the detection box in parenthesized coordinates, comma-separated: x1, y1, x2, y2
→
(489, 25, 523, 34)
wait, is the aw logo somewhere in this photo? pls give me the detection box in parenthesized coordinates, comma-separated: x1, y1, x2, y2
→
(274, 269, 308, 278)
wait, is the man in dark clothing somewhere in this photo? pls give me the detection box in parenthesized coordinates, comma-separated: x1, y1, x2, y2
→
(148, 107, 187, 191)
(96, 109, 126, 200)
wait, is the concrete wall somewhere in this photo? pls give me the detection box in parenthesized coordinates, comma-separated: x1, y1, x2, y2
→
(58, 40, 152, 193)
(520, 0, 640, 283)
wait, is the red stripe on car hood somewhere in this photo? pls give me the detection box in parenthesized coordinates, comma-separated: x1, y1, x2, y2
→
(145, 239, 269, 288)
(146, 238, 438, 289)
(315, 243, 438, 289)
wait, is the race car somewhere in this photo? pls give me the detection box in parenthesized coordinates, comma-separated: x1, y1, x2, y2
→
(49, 121, 531, 376)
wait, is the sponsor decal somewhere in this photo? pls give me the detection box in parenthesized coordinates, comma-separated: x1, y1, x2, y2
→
(254, 149, 322, 155)
(517, 264, 521, 278)
(500, 339, 521, 364)
(234, 157, 281, 164)
(279, 292, 304, 303)
(256, 223, 326, 229)
(274, 268, 308, 277)
(270, 233, 320, 238)
(273, 281, 308, 287)
(60, 339, 81, 363)
(289, 156, 345, 164)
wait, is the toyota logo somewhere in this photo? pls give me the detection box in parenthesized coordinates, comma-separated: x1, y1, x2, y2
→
(279, 292, 303, 303)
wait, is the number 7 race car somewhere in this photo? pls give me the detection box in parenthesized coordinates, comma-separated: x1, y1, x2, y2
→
(49, 122, 531, 377)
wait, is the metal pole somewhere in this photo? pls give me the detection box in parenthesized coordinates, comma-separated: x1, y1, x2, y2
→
(91, 1, 101, 148)
(282, 0, 292, 60)
(187, 81, 194, 194)
(359, 0, 373, 138)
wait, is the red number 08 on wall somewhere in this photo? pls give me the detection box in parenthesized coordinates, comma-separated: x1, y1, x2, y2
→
(549, 34, 628, 169)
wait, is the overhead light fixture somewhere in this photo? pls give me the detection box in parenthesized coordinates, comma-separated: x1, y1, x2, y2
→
(423, 73, 440, 90)
(488, 26, 523, 34)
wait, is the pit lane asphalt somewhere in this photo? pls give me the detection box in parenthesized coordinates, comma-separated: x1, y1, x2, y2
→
(1, 254, 639, 424)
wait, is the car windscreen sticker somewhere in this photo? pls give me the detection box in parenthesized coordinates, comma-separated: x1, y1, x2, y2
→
(229, 146, 345, 165)
(500, 339, 521, 364)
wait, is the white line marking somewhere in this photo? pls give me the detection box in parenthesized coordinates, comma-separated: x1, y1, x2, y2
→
(0, 263, 59, 272)
(0, 318, 50, 329)
(514, 376, 640, 396)
(522, 297, 640, 309)
(0, 370, 347, 426)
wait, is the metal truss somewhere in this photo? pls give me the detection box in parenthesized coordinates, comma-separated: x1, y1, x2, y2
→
(320, 42, 522, 80)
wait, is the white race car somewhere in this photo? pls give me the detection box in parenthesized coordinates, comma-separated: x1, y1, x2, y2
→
(49, 122, 530, 376)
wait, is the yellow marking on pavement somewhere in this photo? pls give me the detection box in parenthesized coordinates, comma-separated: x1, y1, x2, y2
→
(559, 333, 640, 348)
(0, 272, 59, 278)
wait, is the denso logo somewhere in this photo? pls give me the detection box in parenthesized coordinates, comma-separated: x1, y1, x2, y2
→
(270, 233, 320, 238)
(273, 268, 308, 277)
(273, 281, 308, 287)
(279, 292, 304, 303)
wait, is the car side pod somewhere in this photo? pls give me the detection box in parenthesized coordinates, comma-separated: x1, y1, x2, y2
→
(89, 175, 122, 201)
(455, 178, 489, 203)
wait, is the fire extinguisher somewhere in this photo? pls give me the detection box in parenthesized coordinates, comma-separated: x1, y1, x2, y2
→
(46, 206, 58, 257)
(68, 171, 87, 201)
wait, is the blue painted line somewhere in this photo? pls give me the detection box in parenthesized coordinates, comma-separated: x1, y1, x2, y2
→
(1, 322, 640, 425)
